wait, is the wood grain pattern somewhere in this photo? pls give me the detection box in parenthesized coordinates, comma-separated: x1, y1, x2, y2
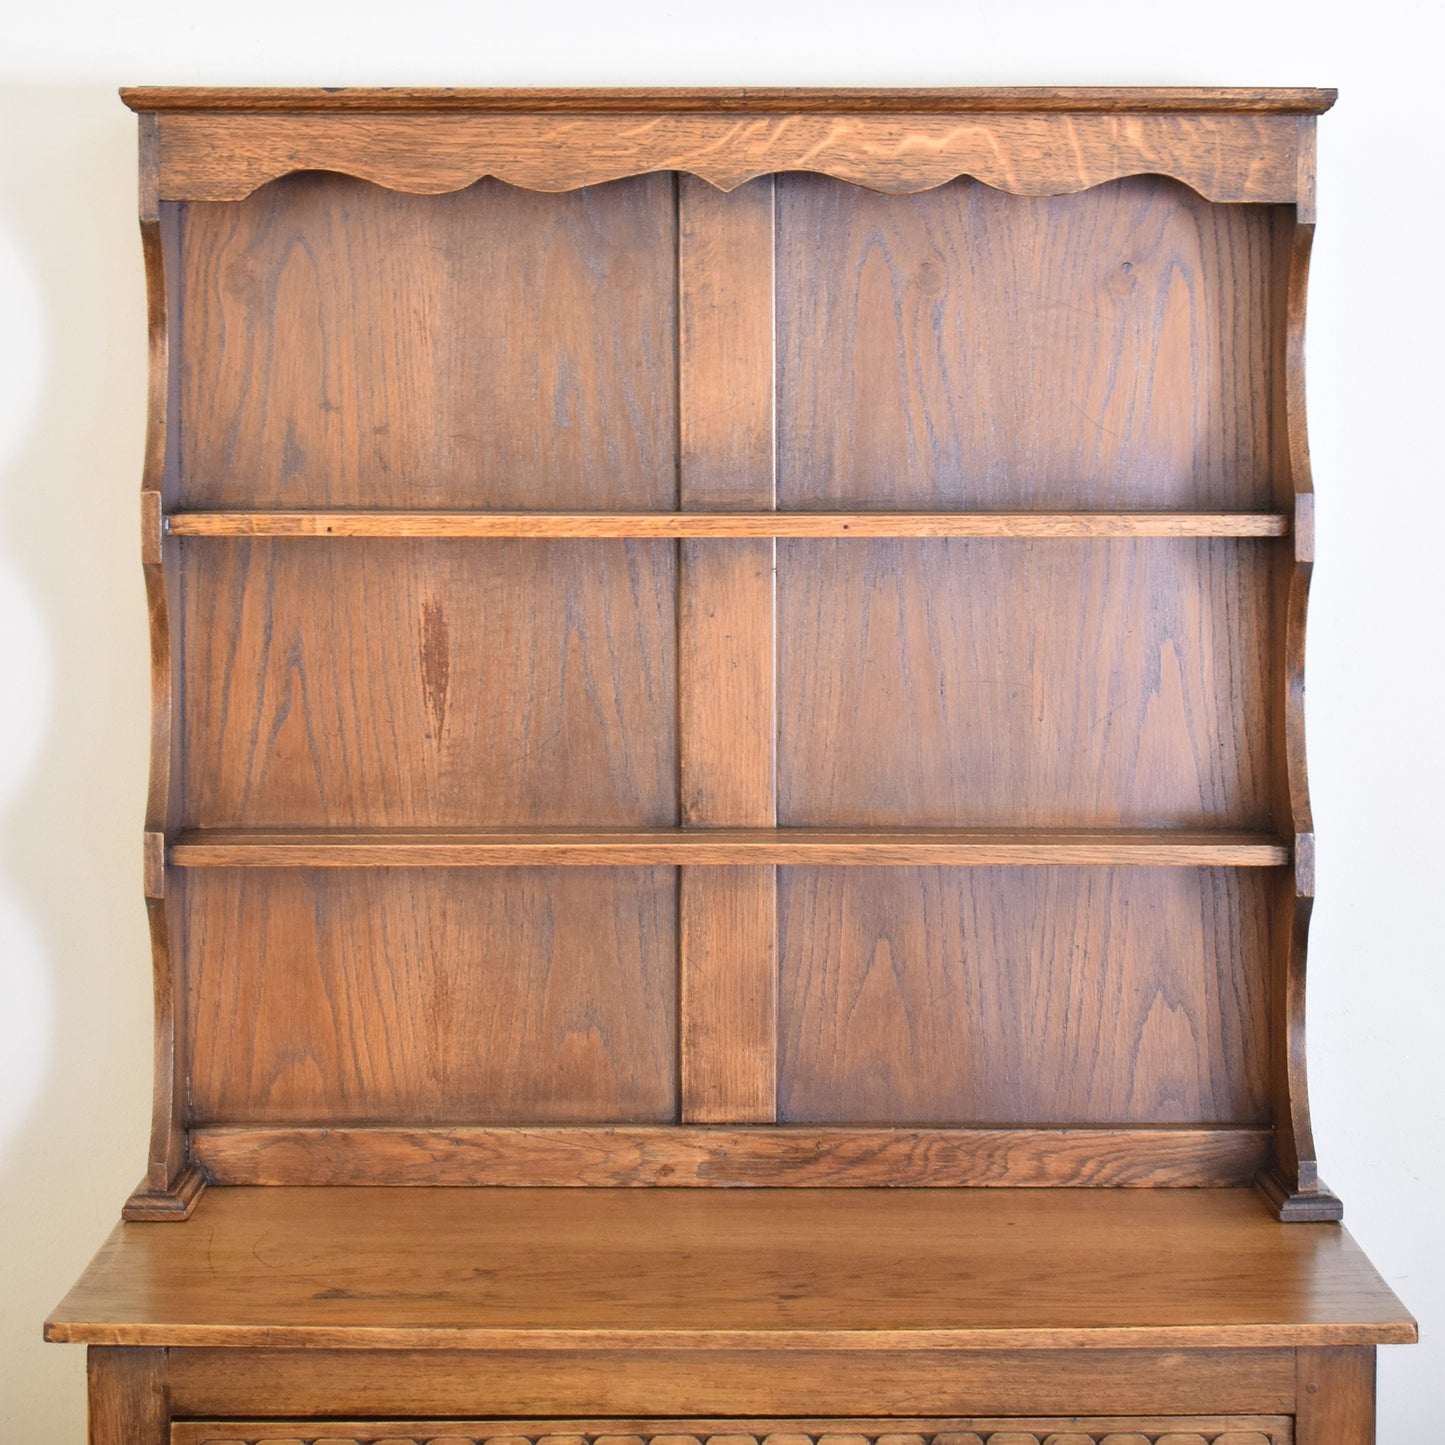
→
(681, 869, 778, 1123)
(779, 540, 1274, 827)
(169, 828, 1291, 868)
(1295, 1347, 1374, 1445)
(178, 539, 676, 827)
(678, 541, 776, 821)
(778, 867, 1272, 1126)
(161, 1346, 1299, 1418)
(165, 1421, 1294, 1445)
(190, 1124, 1272, 1189)
(45, 1187, 1417, 1350)
(146, 112, 1310, 205)
(777, 176, 1281, 512)
(87, 1347, 169, 1445)
(675, 175, 779, 1124)
(120, 87, 1339, 114)
(135, 146, 195, 1212)
(173, 172, 677, 509)
(678, 176, 776, 512)
(182, 868, 677, 1124)
(1259, 213, 1333, 1216)
(165, 511, 1291, 538)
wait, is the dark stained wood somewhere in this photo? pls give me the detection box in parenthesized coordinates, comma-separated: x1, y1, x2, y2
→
(165, 510, 1292, 538)
(1295, 1347, 1375, 1445)
(46, 1188, 1417, 1351)
(173, 172, 677, 509)
(120, 87, 1340, 114)
(190, 1124, 1273, 1189)
(778, 540, 1274, 827)
(178, 539, 676, 827)
(182, 868, 677, 1124)
(778, 867, 1272, 1126)
(146, 112, 1311, 205)
(162, 1346, 1300, 1418)
(777, 175, 1282, 512)
(169, 827, 1291, 867)
(87, 1347, 168, 1445)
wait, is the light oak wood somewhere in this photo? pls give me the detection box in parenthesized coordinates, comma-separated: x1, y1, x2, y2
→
(163, 511, 1290, 538)
(189, 1124, 1274, 1188)
(47, 1188, 1415, 1351)
(168, 827, 1291, 867)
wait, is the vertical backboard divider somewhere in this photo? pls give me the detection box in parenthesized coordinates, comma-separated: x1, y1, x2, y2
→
(677, 175, 780, 1124)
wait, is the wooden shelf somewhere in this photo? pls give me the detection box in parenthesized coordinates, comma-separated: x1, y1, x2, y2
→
(168, 827, 1291, 868)
(46, 1185, 1414, 1351)
(164, 510, 1291, 540)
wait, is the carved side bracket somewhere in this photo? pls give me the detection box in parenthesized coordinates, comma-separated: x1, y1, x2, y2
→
(1257, 188, 1342, 1223)
(128, 116, 206, 1223)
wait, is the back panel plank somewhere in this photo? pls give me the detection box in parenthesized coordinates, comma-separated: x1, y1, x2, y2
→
(778, 866, 1273, 1125)
(184, 867, 678, 1124)
(777, 174, 1280, 510)
(179, 538, 677, 827)
(173, 172, 678, 508)
(677, 176, 779, 1123)
(779, 538, 1274, 827)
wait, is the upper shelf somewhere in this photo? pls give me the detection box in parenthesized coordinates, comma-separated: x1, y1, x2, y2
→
(120, 86, 1339, 114)
(164, 510, 1291, 540)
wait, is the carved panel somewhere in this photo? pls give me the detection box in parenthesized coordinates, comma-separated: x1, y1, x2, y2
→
(170, 1419, 1291, 1445)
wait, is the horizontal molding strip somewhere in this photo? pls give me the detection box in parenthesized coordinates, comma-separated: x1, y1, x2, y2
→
(166, 510, 1291, 539)
(168, 827, 1292, 869)
(148, 111, 1310, 202)
(191, 1124, 1275, 1189)
(123, 86, 1339, 114)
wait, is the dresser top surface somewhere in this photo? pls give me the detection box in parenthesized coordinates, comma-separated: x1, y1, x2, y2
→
(48, 1186, 1413, 1352)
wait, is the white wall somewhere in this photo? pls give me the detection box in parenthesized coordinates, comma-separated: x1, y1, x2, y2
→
(1, 2, 1437, 1438)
